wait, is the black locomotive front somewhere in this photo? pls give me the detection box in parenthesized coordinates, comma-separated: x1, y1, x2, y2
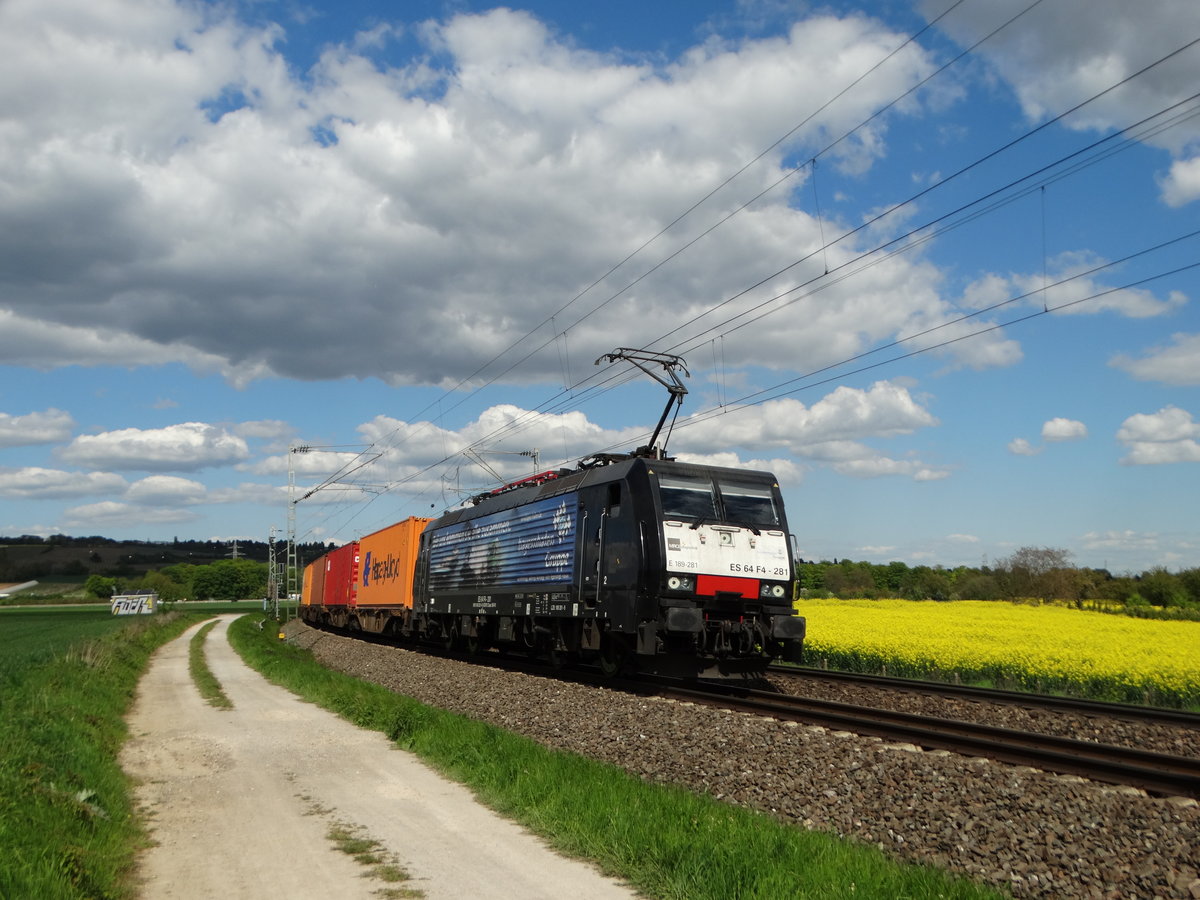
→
(412, 457, 805, 676)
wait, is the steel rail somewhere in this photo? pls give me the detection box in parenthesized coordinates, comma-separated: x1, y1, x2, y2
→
(656, 680, 1200, 799)
(768, 664, 1200, 728)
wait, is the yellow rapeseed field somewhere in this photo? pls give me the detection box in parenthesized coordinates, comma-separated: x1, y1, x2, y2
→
(794, 598, 1200, 708)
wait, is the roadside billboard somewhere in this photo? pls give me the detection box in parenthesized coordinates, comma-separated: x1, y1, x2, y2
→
(112, 592, 157, 615)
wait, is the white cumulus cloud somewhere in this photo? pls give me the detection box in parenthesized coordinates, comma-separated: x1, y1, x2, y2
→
(0, 467, 127, 499)
(57, 423, 250, 472)
(1116, 406, 1200, 464)
(1042, 418, 1088, 442)
(1159, 155, 1200, 207)
(1007, 437, 1041, 456)
(0, 408, 75, 447)
(0, 0, 993, 388)
(124, 475, 208, 506)
(1110, 332, 1200, 386)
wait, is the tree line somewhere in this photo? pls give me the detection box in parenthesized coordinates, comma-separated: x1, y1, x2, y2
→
(84, 559, 272, 603)
(797, 546, 1200, 617)
(0, 533, 333, 584)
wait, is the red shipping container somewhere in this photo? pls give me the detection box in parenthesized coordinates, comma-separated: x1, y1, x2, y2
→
(322, 542, 360, 607)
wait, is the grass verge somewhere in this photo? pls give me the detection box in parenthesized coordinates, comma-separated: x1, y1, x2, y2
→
(228, 616, 1004, 900)
(0, 611, 200, 899)
(188, 620, 233, 709)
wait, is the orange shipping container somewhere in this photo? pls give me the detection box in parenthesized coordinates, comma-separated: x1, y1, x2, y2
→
(301, 558, 325, 607)
(357, 516, 431, 609)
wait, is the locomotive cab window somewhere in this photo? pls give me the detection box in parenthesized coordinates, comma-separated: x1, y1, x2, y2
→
(717, 481, 780, 528)
(606, 483, 622, 518)
(657, 474, 717, 520)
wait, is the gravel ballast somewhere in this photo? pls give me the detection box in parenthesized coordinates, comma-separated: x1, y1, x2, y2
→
(285, 623, 1200, 900)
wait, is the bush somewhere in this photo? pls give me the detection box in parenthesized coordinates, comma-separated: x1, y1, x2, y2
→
(82, 576, 117, 600)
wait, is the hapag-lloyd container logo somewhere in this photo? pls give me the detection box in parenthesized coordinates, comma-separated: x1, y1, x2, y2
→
(362, 551, 405, 587)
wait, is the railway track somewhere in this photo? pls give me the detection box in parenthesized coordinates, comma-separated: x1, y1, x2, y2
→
(308, 622, 1200, 797)
(654, 676, 1200, 799)
(768, 663, 1200, 728)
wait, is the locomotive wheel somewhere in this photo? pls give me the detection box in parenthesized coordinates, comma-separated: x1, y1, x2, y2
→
(598, 634, 631, 678)
(548, 646, 578, 669)
(442, 618, 459, 650)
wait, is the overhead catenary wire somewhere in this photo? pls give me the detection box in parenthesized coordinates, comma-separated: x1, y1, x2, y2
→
(573, 256, 1200, 461)
(360, 0, 983, 456)
(294, 12, 1200, 535)
(380, 11, 1196, 468)
(435, 85, 1200, 469)
(648, 72, 1200, 358)
(364, 138, 1199, 518)
(659, 90, 1200, 361)
(408, 0, 1052, 426)
(338, 248, 1197, 517)
(347, 231, 1195, 513)
(379, 202, 1200, 503)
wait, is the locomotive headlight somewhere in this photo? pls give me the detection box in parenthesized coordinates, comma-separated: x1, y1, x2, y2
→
(668, 576, 682, 590)
(771, 584, 787, 598)
(667, 576, 693, 592)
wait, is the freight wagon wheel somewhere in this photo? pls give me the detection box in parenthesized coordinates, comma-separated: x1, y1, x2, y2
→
(465, 624, 491, 655)
(442, 618, 459, 651)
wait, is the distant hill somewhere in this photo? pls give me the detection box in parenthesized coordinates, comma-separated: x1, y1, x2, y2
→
(0, 535, 334, 583)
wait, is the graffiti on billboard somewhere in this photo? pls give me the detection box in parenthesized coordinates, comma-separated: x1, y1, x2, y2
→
(428, 494, 577, 591)
(112, 593, 157, 615)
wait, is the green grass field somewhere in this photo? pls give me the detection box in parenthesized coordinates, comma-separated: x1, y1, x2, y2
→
(0, 606, 198, 899)
(0, 608, 135, 675)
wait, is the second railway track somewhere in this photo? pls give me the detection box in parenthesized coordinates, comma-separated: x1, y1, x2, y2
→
(768, 664, 1200, 728)
(655, 677, 1200, 799)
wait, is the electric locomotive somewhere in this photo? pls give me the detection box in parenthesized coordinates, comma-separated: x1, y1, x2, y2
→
(299, 348, 805, 675)
(414, 453, 805, 676)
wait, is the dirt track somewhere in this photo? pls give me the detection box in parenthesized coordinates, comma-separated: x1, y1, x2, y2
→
(120, 616, 636, 899)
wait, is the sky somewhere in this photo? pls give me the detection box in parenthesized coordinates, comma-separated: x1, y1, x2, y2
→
(1, 0, 1198, 574)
